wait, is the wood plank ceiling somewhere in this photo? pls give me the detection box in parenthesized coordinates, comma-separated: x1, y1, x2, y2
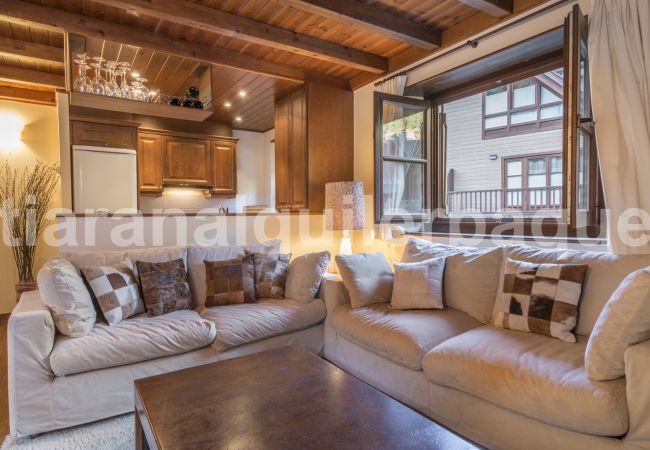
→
(0, 0, 547, 131)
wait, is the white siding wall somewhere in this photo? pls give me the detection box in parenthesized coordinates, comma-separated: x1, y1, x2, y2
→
(445, 93, 562, 193)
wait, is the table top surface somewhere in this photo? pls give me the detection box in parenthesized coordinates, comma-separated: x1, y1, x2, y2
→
(134, 346, 477, 450)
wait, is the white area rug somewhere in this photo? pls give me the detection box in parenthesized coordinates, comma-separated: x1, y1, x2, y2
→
(2, 414, 134, 450)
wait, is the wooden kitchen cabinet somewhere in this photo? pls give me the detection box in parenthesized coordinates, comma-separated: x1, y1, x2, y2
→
(72, 120, 137, 149)
(137, 133, 163, 194)
(274, 82, 353, 212)
(210, 139, 237, 197)
(162, 136, 211, 187)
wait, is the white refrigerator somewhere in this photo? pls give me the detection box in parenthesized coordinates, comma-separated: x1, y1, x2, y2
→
(72, 145, 138, 213)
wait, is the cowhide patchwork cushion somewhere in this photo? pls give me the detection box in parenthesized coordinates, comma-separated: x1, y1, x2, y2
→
(495, 258, 588, 342)
(204, 256, 255, 306)
(81, 259, 144, 325)
(253, 253, 291, 299)
(136, 258, 192, 317)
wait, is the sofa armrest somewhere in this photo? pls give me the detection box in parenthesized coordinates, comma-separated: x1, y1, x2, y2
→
(624, 339, 650, 448)
(323, 276, 350, 316)
(8, 290, 56, 436)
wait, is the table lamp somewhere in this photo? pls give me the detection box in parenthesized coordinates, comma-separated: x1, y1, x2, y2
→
(324, 181, 364, 255)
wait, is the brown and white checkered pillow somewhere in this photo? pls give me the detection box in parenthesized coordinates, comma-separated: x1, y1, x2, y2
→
(81, 259, 144, 325)
(253, 253, 291, 299)
(495, 258, 588, 342)
(204, 256, 255, 306)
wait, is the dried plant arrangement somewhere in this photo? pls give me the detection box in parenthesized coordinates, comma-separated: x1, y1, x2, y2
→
(0, 160, 59, 287)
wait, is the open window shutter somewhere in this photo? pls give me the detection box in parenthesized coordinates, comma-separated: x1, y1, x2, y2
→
(564, 4, 599, 231)
(436, 109, 447, 217)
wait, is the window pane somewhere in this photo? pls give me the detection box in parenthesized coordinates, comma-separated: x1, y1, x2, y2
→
(550, 156, 562, 173)
(507, 176, 522, 189)
(541, 104, 563, 119)
(528, 158, 546, 175)
(511, 109, 537, 124)
(578, 131, 589, 210)
(513, 80, 536, 108)
(382, 161, 425, 215)
(485, 86, 508, 114)
(541, 86, 562, 104)
(382, 102, 424, 158)
(550, 173, 563, 187)
(484, 114, 507, 129)
(507, 160, 522, 176)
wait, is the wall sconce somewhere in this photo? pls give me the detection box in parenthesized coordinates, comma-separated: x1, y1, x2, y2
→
(489, 154, 498, 160)
(0, 114, 25, 151)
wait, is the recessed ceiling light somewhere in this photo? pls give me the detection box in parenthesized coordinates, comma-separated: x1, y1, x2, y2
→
(131, 71, 141, 78)
(224, 102, 232, 108)
(238, 90, 246, 98)
(235, 116, 242, 122)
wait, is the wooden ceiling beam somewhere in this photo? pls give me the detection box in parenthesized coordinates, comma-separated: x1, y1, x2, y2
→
(0, 36, 64, 67)
(89, 0, 387, 74)
(0, 64, 65, 88)
(0, 0, 349, 90)
(457, 0, 513, 18)
(280, 0, 441, 50)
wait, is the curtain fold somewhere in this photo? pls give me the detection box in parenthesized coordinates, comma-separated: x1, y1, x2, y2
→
(589, 0, 650, 254)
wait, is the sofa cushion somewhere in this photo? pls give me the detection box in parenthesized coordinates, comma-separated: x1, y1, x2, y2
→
(62, 249, 126, 271)
(50, 310, 216, 376)
(401, 238, 502, 324)
(391, 257, 445, 310)
(253, 252, 291, 299)
(188, 240, 282, 310)
(37, 257, 96, 337)
(335, 252, 394, 308)
(498, 244, 650, 336)
(204, 257, 254, 306)
(422, 326, 628, 436)
(330, 303, 481, 370)
(126, 246, 188, 274)
(136, 259, 192, 316)
(201, 298, 326, 351)
(284, 251, 330, 302)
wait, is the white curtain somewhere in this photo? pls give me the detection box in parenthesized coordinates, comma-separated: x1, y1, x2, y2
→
(589, 0, 650, 254)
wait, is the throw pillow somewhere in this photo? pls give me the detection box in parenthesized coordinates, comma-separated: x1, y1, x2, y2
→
(204, 256, 255, 306)
(284, 251, 331, 302)
(37, 257, 96, 337)
(80, 259, 144, 326)
(335, 253, 394, 309)
(494, 258, 588, 343)
(391, 257, 446, 310)
(136, 259, 192, 317)
(253, 253, 291, 298)
(585, 267, 650, 380)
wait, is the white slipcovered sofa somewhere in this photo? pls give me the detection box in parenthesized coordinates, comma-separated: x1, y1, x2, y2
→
(8, 244, 326, 437)
(323, 241, 650, 450)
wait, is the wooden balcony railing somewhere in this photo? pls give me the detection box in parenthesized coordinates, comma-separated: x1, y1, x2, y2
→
(447, 187, 562, 215)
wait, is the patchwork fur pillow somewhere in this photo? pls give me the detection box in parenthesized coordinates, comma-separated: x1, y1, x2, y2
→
(81, 259, 144, 325)
(204, 256, 255, 306)
(136, 259, 192, 317)
(253, 253, 291, 299)
(495, 258, 588, 342)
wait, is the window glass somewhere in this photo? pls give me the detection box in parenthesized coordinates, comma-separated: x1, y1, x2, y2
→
(511, 109, 537, 124)
(578, 132, 589, 210)
(382, 102, 424, 159)
(513, 80, 536, 107)
(540, 105, 563, 119)
(485, 86, 508, 114)
(541, 86, 561, 104)
(484, 114, 507, 129)
(382, 161, 425, 215)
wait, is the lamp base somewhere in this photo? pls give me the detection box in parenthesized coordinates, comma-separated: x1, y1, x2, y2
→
(339, 230, 352, 255)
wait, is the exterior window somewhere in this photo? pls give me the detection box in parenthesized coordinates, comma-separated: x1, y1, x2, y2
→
(374, 92, 429, 222)
(503, 154, 562, 213)
(482, 70, 564, 139)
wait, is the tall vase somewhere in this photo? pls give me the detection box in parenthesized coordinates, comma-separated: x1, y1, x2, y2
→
(16, 280, 37, 302)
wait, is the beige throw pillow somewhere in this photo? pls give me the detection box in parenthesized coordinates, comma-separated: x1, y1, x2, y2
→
(335, 253, 393, 309)
(495, 258, 588, 343)
(284, 251, 331, 302)
(586, 267, 650, 380)
(391, 257, 445, 310)
(37, 257, 97, 337)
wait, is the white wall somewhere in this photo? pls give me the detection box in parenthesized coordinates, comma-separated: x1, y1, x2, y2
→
(140, 129, 275, 213)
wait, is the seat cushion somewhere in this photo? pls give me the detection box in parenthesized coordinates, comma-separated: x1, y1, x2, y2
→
(422, 326, 628, 436)
(330, 303, 481, 370)
(201, 298, 326, 351)
(50, 310, 216, 376)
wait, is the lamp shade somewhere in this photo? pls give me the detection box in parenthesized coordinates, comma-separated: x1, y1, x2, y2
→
(324, 181, 364, 231)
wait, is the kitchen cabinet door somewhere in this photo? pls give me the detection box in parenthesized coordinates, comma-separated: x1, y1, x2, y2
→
(163, 136, 211, 186)
(210, 139, 237, 197)
(137, 133, 163, 194)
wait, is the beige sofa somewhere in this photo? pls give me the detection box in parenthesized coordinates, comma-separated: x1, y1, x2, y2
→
(8, 244, 326, 437)
(323, 242, 650, 450)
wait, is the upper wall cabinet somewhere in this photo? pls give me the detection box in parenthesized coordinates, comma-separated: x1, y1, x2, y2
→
(72, 120, 137, 149)
(137, 133, 163, 194)
(210, 140, 237, 197)
(275, 82, 354, 213)
(162, 136, 211, 187)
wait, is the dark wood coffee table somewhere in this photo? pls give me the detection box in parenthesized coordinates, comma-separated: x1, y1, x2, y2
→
(134, 347, 477, 450)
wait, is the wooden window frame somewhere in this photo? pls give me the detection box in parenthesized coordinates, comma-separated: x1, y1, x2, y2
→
(482, 78, 564, 139)
(501, 152, 563, 212)
(374, 91, 431, 223)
